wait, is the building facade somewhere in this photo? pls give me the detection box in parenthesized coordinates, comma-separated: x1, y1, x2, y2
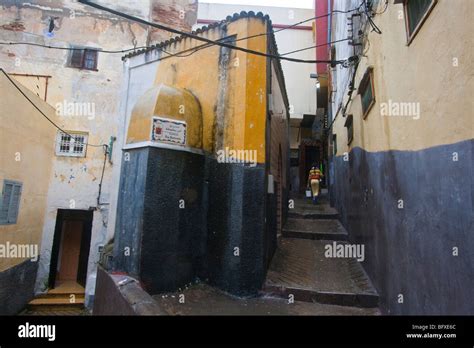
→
(0, 71, 58, 314)
(103, 12, 290, 298)
(0, 0, 197, 308)
(195, 2, 317, 193)
(326, 0, 473, 314)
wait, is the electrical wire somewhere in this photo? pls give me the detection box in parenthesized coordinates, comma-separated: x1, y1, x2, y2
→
(364, 0, 383, 34)
(97, 144, 108, 206)
(325, 0, 384, 131)
(0, 41, 150, 53)
(280, 37, 352, 57)
(0, 3, 366, 64)
(135, 1, 367, 62)
(78, 0, 350, 65)
(0, 68, 107, 148)
(371, 0, 389, 15)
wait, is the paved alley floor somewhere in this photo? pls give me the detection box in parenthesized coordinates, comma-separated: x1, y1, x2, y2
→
(152, 283, 379, 315)
(264, 190, 380, 309)
(152, 190, 380, 316)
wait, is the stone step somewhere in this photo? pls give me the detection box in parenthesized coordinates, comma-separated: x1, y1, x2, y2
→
(35, 292, 85, 299)
(283, 218, 348, 241)
(20, 308, 87, 316)
(264, 238, 379, 308)
(27, 296, 85, 312)
(288, 202, 339, 220)
(288, 191, 339, 219)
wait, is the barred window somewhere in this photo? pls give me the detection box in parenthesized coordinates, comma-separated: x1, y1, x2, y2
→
(55, 131, 88, 157)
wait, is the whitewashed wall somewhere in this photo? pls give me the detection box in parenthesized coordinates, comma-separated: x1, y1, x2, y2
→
(330, 0, 362, 120)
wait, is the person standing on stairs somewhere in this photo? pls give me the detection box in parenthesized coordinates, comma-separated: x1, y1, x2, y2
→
(307, 163, 323, 204)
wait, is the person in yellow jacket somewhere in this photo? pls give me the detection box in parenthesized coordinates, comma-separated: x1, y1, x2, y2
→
(307, 164, 323, 204)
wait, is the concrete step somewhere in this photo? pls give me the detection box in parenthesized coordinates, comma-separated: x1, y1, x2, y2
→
(288, 191, 339, 220)
(264, 238, 379, 308)
(288, 202, 339, 220)
(27, 295, 85, 312)
(35, 292, 85, 299)
(283, 218, 348, 241)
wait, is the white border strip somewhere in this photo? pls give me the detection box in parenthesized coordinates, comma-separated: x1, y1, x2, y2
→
(123, 141, 204, 155)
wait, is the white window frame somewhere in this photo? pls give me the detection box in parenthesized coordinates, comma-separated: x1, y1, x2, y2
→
(55, 131, 89, 158)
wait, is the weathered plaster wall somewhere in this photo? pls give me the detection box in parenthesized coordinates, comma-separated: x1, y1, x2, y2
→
(331, 0, 473, 153)
(0, 74, 57, 271)
(0, 0, 197, 307)
(0, 73, 57, 313)
(149, 0, 198, 44)
(328, 0, 474, 314)
(148, 17, 268, 162)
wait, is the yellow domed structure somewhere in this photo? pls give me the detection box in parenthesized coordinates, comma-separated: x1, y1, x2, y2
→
(127, 83, 203, 149)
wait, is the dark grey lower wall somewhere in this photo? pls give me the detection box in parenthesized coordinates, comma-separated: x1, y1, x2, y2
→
(206, 160, 268, 296)
(113, 147, 274, 297)
(113, 147, 205, 294)
(0, 259, 38, 315)
(113, 148, 148, 276)
(329, 139, 474, 314)
(141, 148, 206, 292)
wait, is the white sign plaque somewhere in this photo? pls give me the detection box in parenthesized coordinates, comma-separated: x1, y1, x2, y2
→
(152, 117, 187, 146)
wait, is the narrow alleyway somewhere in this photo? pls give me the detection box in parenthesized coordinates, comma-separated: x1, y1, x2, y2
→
(263, 190, 380, 311)
(150, 190, 380, 315)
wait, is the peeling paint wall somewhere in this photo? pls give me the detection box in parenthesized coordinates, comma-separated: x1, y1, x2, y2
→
(149, 0, 198, 44)
(0, 0, 197, 307)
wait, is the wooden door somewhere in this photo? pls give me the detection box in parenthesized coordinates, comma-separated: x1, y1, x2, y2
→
(57, 220, 83, 281)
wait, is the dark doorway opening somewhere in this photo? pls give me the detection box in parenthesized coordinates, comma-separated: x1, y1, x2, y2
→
(48, 209, 93, 289)
(299, 142, 322, 193)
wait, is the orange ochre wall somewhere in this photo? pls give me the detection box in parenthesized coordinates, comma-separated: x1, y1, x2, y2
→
(148, 17, 268, 163)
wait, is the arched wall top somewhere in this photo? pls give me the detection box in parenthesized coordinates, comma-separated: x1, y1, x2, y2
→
(127, 83, 203, 149)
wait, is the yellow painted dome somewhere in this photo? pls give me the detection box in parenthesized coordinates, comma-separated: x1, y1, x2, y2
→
(127, 83, 202, 149)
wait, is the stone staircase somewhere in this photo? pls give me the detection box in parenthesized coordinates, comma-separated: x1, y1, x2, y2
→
(264, 190, 380, 312)
(22, 281, 86, 315)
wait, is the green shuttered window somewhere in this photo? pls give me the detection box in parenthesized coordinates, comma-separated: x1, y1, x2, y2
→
(358, 67, 375, 119)
(0, 180, 22, 225)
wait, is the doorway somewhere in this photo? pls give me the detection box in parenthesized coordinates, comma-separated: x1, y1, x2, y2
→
(49, 209, 93, 289)
(299, 142, 322, 193)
